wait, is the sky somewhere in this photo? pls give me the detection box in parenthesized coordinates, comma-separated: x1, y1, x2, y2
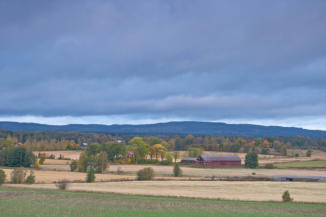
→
(1, 0, 326, 130)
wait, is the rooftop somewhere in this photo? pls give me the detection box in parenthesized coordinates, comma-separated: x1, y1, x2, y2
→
(198, 154, 241, 162)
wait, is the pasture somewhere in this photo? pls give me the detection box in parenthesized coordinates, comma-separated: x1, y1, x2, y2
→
(2, 149, 326, 216)
(273, 160, 326, 169)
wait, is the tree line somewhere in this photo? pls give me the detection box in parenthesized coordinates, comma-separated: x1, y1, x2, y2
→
(1, 129, 326, 154)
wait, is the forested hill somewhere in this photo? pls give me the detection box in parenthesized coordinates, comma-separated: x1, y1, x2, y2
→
(1, 121, 326, 138)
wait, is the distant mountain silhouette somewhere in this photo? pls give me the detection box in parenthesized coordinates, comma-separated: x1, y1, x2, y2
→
(0, 121, 326, 138)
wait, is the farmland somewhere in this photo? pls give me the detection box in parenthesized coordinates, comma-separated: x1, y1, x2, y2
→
(1, 187, 326, 217)
(2, 149, 326, 216)
(273, 160, 326, 169)
(35, 149, 326, 165)
(7, 180, 326, 203)
(2, 164, 326, 184)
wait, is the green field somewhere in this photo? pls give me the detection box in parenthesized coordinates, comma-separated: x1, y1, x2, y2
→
(273, 160, 326, 169)
(1, 187, 326, 217)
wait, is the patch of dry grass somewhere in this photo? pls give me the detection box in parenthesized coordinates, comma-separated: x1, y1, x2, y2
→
(2, 168, 200, 183)
(2, 169, 135, 183)
(108, 164, 326, 177)
(7, 181, 326, 203)
(33, 151, 82, 160)
(33, 163, 326, 180)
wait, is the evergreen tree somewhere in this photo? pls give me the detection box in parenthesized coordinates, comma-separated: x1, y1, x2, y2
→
(245, 152, 258, 168)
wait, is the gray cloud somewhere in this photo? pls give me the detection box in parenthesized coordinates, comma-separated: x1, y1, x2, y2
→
(1, 0, 326, 122)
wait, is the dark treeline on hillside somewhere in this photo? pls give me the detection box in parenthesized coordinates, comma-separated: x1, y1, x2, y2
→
(2, 121, 326, 138)
(0, 129, 326, 154)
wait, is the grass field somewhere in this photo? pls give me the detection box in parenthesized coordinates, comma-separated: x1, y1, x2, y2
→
(273, 160, 326, 169)
(1, 187, 326, 217)
(7, 180, 326, 203)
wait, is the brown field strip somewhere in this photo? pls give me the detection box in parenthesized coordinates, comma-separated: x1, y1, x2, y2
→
(3, 169, 135, 183)
(4, 165, 326, 184)
(6, 181, 326, 203)
(107, 165, 326, 177)
(33, 151, 82, 160)
(2, 168, 204, 183)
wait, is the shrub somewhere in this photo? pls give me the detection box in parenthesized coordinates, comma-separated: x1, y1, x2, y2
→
(173, 163, 182, 177)
(264, 163, 275, 169)
(70, 160, 78, 171)
(306, 149, 312, 157)
(86, 167, 95, 183)
(34, 160, 40, 169)
(165, 152, 173, 164)
(261, 148, 270, 155)
(137, 159, 159, 164)
(0, 169, 6, 185)
(11, 167, 26, 184)
(137, 167, 154, 180)
(160, 160, 173, 165)
(48, 154, 55, 159)
(56, 179, 69, 190)
(282, 190, 293, 202)
(294, 153, 299, 157)
(25, 171, 35, 184)
(245, 152, 258, 168)
(39, 153, 46, 164)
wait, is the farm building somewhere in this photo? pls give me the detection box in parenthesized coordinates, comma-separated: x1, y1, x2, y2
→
(197, 154, 241, 166)
(181, 157, 198, 164)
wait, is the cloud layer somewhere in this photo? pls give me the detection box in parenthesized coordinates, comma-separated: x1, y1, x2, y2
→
(1, 0, 326, 125)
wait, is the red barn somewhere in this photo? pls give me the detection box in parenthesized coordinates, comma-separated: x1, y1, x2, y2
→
(197, 154, 241, 167)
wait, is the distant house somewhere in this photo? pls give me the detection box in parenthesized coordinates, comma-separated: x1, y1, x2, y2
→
(81, 143, 88, 148)
(181, 157, 198, 164)
(197, 154, 241, 167)
(113, 138, 125, 144)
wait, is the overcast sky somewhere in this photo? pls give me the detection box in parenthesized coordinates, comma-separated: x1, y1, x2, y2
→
(1, 0, 326, 129)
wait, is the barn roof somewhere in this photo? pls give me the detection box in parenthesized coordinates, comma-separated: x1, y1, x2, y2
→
(181, 157, 197, 161)
(198, 154, 241, 162)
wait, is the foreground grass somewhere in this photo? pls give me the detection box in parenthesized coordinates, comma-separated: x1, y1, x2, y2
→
(273, 160, 326, 169)
(1, 187, 326, 217)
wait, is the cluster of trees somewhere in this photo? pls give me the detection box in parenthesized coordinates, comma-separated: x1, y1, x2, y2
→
(0, 130, 117, 151)
(1, 128, 326, 154)
(0, 167, 35, 185)
(0, 146, 35, 167)
(76, 137, 174, 173)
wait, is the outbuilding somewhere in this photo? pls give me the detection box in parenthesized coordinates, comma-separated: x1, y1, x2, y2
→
(197, 154, 241, 167)
(181, 157, 198, 164)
